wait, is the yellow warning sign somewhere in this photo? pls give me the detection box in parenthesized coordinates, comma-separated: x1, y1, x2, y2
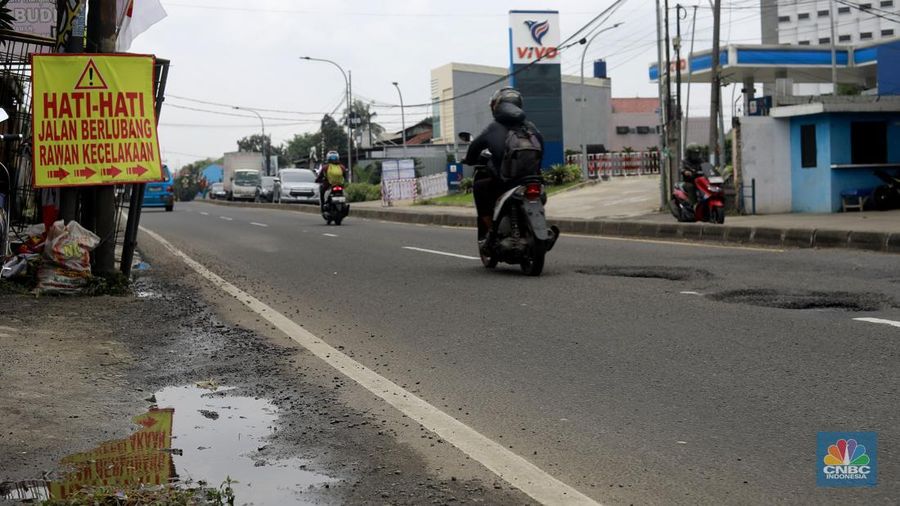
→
(32, 54, 163, 188)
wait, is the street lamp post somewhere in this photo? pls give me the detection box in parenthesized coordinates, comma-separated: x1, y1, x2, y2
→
(391, 81, 407, 155)
(301, 56, 352, 180)
(579, 23, 622, 181)
(234, 106, 269, 176)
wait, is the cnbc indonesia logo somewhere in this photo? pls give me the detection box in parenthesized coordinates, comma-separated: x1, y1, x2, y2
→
(517, 20, 558, 61)
(817, 432, 877, 487)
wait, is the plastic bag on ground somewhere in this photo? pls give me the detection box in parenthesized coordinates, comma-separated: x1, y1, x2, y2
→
(36, 265, 92, 294)
(36, 220, 100, 295)
(42, 220, 100, 271)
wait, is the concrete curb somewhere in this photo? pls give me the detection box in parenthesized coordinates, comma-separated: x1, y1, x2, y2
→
(195, 200, 896, 254)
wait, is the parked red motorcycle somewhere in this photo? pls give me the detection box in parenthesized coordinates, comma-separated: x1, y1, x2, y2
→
(670, 169, 726, 224)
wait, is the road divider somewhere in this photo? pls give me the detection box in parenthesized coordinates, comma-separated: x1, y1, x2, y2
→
(195, 200, 898, 254)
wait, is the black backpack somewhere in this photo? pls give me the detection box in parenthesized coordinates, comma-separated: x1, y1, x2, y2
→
(499, 123, 543, 182)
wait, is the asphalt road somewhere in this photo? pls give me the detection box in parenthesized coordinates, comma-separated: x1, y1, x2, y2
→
(140, 201, 900, 505)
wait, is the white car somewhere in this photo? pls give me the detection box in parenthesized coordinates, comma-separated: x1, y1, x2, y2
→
(208, 182, 227, 200)
(274, 168, 319, 204)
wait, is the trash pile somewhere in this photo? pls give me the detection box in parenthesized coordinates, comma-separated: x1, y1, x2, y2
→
(1, 220, 100, 295)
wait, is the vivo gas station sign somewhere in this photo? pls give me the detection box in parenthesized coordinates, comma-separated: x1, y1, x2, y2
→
(508, 10, 564, 167)
(509, 11, 560, 65)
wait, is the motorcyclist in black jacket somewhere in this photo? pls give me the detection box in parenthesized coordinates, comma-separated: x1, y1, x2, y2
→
(463, 87, 544, 243)
(681, 143, 705, 206)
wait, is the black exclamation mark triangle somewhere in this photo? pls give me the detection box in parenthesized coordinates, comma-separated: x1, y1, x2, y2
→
(74, 59, 108, 90)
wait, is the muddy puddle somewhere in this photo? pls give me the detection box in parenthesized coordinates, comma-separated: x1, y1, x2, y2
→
(1, 385, 333, 504)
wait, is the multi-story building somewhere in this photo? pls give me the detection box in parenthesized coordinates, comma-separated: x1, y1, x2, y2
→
(762, 0, 899, 47)
(430, 62, 610, 152)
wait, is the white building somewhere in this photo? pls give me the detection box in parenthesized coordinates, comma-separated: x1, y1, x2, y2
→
(430, 62, 611, 151)
(762, 0, 898, 46)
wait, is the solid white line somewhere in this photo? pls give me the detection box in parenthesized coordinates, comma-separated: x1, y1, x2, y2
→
(853, 317, 900, 328)
(141, 225, 599, 506)
(323, 233, 338, 237)
(680, 291, 702, 295)
(220, 216, 233, 221)
(200, 212, 209, 216)
(403, 246, 479, 260)
(250, 222, 268, 227)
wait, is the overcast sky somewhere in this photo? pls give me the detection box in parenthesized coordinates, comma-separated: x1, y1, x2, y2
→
(132, 0, 762, 170)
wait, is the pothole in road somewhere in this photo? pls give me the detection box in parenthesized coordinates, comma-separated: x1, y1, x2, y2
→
(576, 265, 713, 281)
(1, 384, 333, 504)
(711, 289, 889, 312)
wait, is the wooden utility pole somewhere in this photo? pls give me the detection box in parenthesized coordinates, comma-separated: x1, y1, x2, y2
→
(708, 0, 721, 166)
(86, 0, 117, 274)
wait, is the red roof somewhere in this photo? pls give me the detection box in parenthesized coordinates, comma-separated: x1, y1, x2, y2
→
(405, 130, 432, 145)
(611, 98, 659, 114)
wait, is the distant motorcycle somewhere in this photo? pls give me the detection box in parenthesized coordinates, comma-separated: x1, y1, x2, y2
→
(872, 169, 900, 210)
(670, 167, 726, 224)
(321, 185, 349, 225)
(459, 132, 559, 276)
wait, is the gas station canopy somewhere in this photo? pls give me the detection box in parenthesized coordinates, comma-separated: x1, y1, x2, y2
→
(649, 39, 900, 86)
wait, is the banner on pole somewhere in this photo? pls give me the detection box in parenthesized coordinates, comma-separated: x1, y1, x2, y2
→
(32, 54, 163, 188)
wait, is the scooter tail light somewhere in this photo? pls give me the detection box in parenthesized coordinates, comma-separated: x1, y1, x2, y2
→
(333, 185, 344, 192)
(525, 182, 542, 201)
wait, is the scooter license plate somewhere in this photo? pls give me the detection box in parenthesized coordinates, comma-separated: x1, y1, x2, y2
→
(332, 196, 346, 203)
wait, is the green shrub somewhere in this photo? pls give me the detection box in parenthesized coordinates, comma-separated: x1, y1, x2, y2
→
(544, 164, 581, 185)
(459, 177, 474, 194)
(346, 183, 381, 202)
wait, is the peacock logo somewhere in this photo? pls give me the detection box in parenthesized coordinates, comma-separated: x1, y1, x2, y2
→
(524, 20, 550, 46)
(818, 432, 877, 487)
(824, 438, 869, 466)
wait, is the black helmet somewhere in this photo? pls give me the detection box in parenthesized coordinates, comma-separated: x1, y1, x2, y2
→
(490, 87, 523, 112)
(685, 143, 704, 163)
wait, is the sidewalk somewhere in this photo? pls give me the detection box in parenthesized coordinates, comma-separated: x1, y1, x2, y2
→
(202, 176, 900, 253)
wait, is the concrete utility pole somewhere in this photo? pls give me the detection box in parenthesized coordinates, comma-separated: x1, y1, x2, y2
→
(85, 0, 117, 275)
(655, 0, 669, 207)
(683, 5, 697, 153)
(708, 0, 721, 166)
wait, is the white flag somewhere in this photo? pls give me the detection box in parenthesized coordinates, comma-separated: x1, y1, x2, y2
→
(115, 0, 167, 52)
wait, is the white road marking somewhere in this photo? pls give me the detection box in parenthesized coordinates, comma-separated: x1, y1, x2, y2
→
(250, 222, 268, 228)
(402, 246, 480, 260)
(853, 317, 900, 328)
(323, 233, 338, 237)
(141, 225, 599, 506)
(680, 291, 702, 295)
(220, 216, 233, 221)
(200, 212, 209, 216)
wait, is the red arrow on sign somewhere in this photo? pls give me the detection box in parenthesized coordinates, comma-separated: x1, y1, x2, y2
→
(101, 166, 122, 178)
(75, 167, 96, 178)
(127, 165, 148, 177)
(48, 168, 69, 180)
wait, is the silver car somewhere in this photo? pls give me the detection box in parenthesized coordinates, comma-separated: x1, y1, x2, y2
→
(209, 182, 227, 200)
(274, 168, 319, 204)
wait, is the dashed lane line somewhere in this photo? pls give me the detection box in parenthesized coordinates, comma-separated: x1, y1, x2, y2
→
(220, 216, 233, 221)
(402, 246, 480, 260)
(141, 225, 600, 506)
(853, 317, 900, 329)
(250, 222, 269, 227)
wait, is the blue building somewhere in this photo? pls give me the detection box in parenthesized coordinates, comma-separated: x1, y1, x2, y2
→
(202, 163, 223, 185)
(651, 39, 900, 213)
